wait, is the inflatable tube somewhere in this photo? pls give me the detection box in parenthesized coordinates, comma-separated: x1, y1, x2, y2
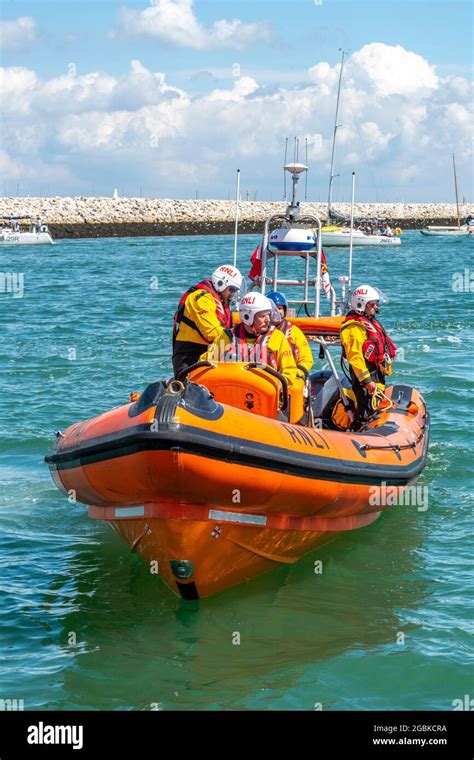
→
(45, 374, 429, 599)
(233, 314, 343, 336)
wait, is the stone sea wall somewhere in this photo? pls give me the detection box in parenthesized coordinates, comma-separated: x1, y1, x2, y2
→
(0, 197, 471, 237)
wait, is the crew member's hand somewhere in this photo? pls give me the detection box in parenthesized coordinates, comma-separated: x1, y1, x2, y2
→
(365, 381, 377, 394)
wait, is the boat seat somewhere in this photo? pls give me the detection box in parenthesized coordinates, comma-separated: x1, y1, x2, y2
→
(188, 362, 284, 420)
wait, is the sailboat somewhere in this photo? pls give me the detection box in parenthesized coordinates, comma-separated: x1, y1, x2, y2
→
(420, 155, 473, 237)
(0, 216, 54, 246)
(321, 51, 401, 248)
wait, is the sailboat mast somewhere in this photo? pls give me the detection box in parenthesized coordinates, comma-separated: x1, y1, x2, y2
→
(327, 49, 346, 219)
(452, 153, 461, 229)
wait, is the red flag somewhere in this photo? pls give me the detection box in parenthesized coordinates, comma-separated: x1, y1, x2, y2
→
(248, 243, 262, 284)
(321, 248, 328, 275)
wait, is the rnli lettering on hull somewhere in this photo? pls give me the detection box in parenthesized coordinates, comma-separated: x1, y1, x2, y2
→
(281, 424, 329, 450)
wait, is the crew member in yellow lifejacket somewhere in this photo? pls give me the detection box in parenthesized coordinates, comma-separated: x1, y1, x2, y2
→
(172, 264, 242, 377)
(203, 292, 298, 387)
(266, 291, 314, 374)
(340, 284, 397, 428)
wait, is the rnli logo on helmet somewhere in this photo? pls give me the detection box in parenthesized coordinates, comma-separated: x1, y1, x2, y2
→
(241, 295, 256, 304)
(355, 288, 368, 295)
(220, 266, 237, 276)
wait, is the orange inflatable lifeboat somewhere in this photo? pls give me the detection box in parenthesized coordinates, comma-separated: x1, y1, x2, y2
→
(45, 328, 430, 599)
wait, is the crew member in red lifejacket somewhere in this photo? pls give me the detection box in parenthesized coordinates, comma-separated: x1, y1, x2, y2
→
(203, 292, 298, 387)
(266, 291, 314, 374)
(340, 284, 397, 428)
(172, 264, 242, 377)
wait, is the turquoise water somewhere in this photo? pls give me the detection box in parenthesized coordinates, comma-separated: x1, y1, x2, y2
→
(0, 231, 472, 711)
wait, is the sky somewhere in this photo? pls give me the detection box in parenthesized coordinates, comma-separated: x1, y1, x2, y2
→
(0, 0, 472, 202)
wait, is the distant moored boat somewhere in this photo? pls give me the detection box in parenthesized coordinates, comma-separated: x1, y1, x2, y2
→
(321, 226, 402, 247)
(0, 216, 54, 246)
(420, 155, 473, 238)
(420, 225, 473, 237)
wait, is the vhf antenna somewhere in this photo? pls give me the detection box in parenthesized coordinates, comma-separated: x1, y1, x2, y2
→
(282, 137, 309, 210)
(305, 137, 308, 200)
(283, 162, 308, 221)
(283, 137, 288, 199)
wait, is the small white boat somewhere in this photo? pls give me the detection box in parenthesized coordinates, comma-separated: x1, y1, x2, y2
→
(0, 217, 54, 246)
(321, 227, 401, 247)
(420, 225, 473, 237)
(420, 156, 473, 238)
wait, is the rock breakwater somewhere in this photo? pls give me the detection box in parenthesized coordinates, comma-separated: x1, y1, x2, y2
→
(0, 197, 471, 238)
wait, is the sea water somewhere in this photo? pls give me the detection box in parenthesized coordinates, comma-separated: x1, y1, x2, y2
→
(0, 231, 472, 710)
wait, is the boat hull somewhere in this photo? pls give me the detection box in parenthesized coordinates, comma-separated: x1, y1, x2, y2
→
(420, 228, 471, 237)
(0, 231, 54, 246)
(46, 379, 429, 598)
(97, 507, 379, 599)
(321, 230, 401, 247)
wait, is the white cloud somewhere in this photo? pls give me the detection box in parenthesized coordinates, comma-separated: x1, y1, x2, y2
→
(114, 0, 273, 50)
(359, 121, 394, 157)
(0, 149, 18, 177)
(37, 72, 117, 115)
(110, 59, 188, 109)
(0, 59, 188, 124)
(441, 75, 471, 100)
(0, 66, 38, 114)
(205, 76, 259, 102)
(346, 43, 438, 97)
(210, 18, 273, 50)
(345, 153, 361, 165)
(399, 165, 421, 182)
(0, 16, 37, 52)
(0, 44, 472, 201)
(180, 67, 311, 84)
(308, 62, 338, 88)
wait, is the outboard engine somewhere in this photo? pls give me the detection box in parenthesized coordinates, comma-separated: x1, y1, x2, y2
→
(310, 370, 351, 427)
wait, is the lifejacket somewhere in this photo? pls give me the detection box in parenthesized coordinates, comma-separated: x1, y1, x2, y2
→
(278, 319, 299, 363)
(173, 279, 232, 346)
(226, 323, 278, 368)
(342, 310, 396, 374)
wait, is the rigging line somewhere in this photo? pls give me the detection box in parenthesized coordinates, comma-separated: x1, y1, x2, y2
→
(305, 137, 308, 200)
(1, 112, 25, 195)
(347, 97, 386, 202)
(335, 172, 341, 204)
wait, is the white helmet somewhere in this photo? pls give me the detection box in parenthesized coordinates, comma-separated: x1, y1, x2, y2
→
(351, 285, 380, 314)
(211, 264, 242, 293)
(239, 292, 272, 326)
